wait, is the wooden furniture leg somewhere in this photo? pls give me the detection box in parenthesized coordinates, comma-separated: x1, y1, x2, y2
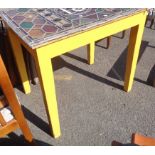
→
(87, 42, 95, 65)
(0, 55, 33, 143)
(124, 20, 146, 92)
(121, 30, 126, 39)
(106, 36, 111, 49)
(34, 49, 61, 138)
(7, 29, 31, 94)
(132, 133, 155, 146)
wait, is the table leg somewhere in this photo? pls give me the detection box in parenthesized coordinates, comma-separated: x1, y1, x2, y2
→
(87, 42, 95, 65)
(121, 30, 126, 39)
(7, 29, 31, 94)
(106, 37, 111, 49)
(124, 23, 145, 92)
(34, 50, 61, 138)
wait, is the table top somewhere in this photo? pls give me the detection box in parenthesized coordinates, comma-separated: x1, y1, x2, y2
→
(2, 8, 144, 49)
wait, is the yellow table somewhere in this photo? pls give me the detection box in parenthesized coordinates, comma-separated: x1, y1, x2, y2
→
(3, 9, 147, 138)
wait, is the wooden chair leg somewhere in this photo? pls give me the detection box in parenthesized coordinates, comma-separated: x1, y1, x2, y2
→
(0, 55, 33, 143)
(0, 96, 8, 108)
(132, 133, 155, 146)
(0, 112, 7, 126)
(0, 120, 19, 137)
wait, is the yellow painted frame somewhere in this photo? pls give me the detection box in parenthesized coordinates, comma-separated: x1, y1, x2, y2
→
(7, 10, 147, 138)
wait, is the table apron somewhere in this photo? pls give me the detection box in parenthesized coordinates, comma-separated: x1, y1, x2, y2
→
(35, 11, 147, 59)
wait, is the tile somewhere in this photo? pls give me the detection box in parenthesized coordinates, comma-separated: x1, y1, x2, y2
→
(33, 17, 46, 25)
(20, 21, 34, 29)
(29, 29, 44, 39)
(2, 8, 143, 48)
(17, 8, 29, 12)
(42, 25, 58, 33)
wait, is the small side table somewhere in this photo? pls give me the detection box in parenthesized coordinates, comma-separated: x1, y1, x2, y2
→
(2, 9, 148, 138)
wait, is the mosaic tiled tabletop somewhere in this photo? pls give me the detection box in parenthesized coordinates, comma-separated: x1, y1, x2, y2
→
(2, 8, 144, 49)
